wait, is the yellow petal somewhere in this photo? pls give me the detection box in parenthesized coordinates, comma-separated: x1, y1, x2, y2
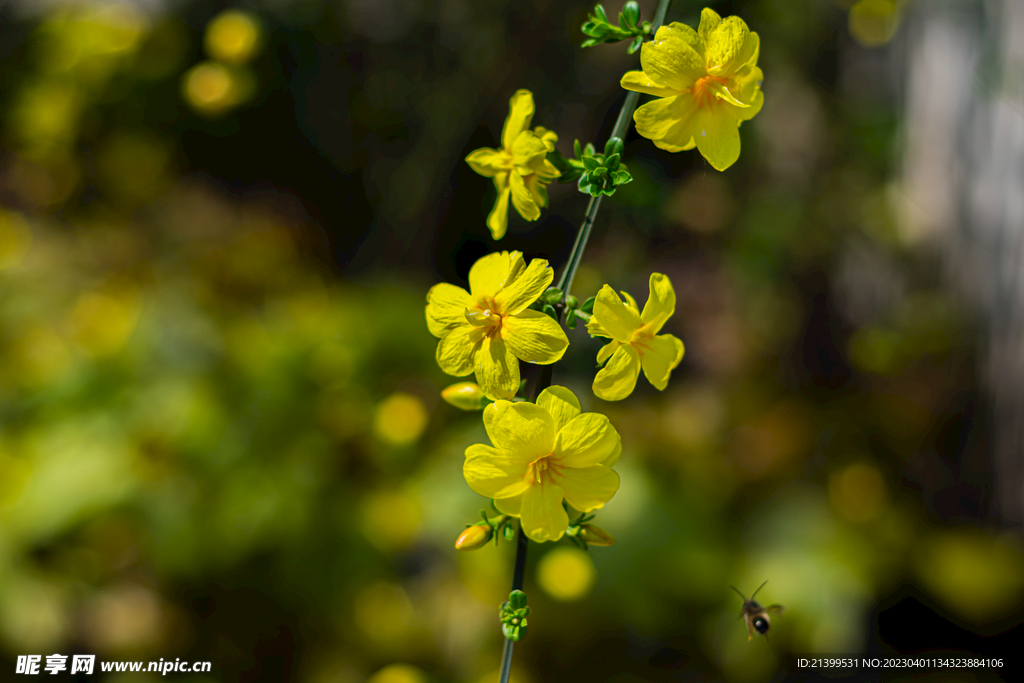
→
(596, 339, 619, 365)
(633, 95, 686, 141)
(704, 15, 755, 75)
(694, 107, 741, 171)
(494, 257, 553, 315)
(524, 173, 549, 208)
(465, 147, 509, 177)
(640, 25, 705, 91)
(494, 493, 523, 516)
(520, 482, 568, 542)
(637, 333, 684, 391)
(483, 399, 555, 460)
(533, 126, 558, 152)
(559, 465, 620, 512)
(554, 412, 620, 468)
(464, 443, 531, 498)
(486, 185, 511, 240)
(536, 385, 581, 433)
(502, 309, 568, 364)
(592, 344, 641, 401)
(510, 130, 550, 172)
(509, 170, 540, 221)
(474, 333, 520, 400)
(665, 21, 706, 60)
(426, 283, 474, 337)
(469, 251, 512, 299)
(707, 79, 749, 108)
(593, 285, 641, 343)
(621, 290, 639, 312)
(727, 65, 764, 122)
(482, 400, 503, 445)
(654, 132, 697, 153)
(640, 272, 676, 334)
(698, 8, 723, 47)
(436, 326, 479, 376)
(645, 95, 700, 152)
(501, 89, 535, 153)
(620, 70, 678, 98)
(601, 437, 622, 468)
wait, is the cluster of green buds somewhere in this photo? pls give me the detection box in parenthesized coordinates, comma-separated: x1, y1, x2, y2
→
(565, 513, 616, 550)
(581, 2, 651, 54)
(455, 511, 515, 550)
(549, 138, 632, 198)
(528, 287, 595, 330)
(500, 590, 531, 641)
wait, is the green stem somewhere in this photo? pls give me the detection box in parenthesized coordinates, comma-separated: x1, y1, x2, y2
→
(498, 523, 529, 683)
(556, 0, 673, 299)
(499, 5, 673, 683)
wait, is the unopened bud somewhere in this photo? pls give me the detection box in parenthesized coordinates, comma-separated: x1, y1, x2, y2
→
(455, 524, 492, 551)
(441, 382, 485, 411)
(579, 524, 615, 547)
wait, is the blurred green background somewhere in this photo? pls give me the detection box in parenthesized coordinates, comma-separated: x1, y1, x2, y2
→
(0, 0, 1021, 681)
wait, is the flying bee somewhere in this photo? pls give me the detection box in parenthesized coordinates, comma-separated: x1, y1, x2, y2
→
(730, 581, 784, 641)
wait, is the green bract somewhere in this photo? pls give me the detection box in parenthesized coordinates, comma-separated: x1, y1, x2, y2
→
(581, 2, 651, 54)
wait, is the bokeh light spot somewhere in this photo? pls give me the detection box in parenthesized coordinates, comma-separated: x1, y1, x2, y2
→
(373, 393, 428, 446)
(0, 210, 31, 269)
(915, 531, 1024, 625)
(367, 663, 427, 683)
(360, 490, 421, 551)
(204, 10, 263, 65)
(829, 463, 887, 522)
(536, 547, 596, 602)
(353, 582, 413, 646)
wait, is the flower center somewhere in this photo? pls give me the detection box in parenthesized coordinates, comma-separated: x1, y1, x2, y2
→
(630, 329, 655, 357)
(691, 75, 729, 109)
(526, 454, 563, 486)
(465, 297, 504, 338)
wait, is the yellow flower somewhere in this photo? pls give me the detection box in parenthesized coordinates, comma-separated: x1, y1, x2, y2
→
(463, 386, 621, 542)
(587, 273, 684, 401)
(620, 8, 763, 171)
(465, 90, 561, 239)
(426, 251, 569, 400)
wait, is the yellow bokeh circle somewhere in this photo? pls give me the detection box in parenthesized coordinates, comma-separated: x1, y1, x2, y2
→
(367, 664, 427, 683)
(536, 547, 596, 601)
(204, 10, 263, 64)
(373, 393, 428, 446)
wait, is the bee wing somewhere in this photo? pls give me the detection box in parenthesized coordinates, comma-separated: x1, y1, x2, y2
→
(767, 604, 785, 615)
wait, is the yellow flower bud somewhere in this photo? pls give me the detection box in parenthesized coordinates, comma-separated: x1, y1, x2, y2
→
(441, 382, 485, 411)
(455, 524, 493, 551)
(579, 524, 615, 547)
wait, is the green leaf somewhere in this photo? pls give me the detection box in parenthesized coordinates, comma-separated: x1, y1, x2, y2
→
(604, 137, 623, 158)
(510, 590, 528, 609)
(581, 296, 595, 314)
(623, 1, 640, 27)
(628, 35, 643, 54)
(581, 38, 598, 47)
(582, 21, 599, 35)
(541, 287, 563, 304)
(593, 4, 608, 23)
(583, 142, 595, 156)
(613, 170, 632, 184)
(566, 312, 578, 329)
(582, 155, 600, 172)
(542, 304, 557, 320)
(573, 139, 582, 158)
(565, 294, 579, 309)
(605, 153, 620, 171)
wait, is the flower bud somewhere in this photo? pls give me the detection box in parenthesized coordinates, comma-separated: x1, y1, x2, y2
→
(455, 524, 492, 551)
(441, 382, 485, 411)
(579, 524, 615, 547)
